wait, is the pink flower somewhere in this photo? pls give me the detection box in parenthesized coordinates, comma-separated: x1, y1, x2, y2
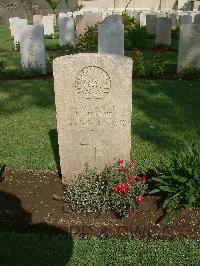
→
(127, 174, 133, 179)
(128, 210, 136, 217)
(136, 195, 144, 202)
(118, 159, 124, 164)
(121, 167, 127, 173)
(132, 47, 139, 51)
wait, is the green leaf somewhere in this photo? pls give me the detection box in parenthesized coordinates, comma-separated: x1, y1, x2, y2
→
(149, 189, 160, 194)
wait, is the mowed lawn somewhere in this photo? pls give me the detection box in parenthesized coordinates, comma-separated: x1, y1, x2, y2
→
(0, 79, 199, 172)
(1, 232, 200, 266)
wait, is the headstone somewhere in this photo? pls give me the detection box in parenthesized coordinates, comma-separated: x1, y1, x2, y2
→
(76, 15, 87, 36)
(13, 19, 28, 48)
(139, 13, 148, 27)
(181, 15, 192, 25)
(33, 15, 42, 25)
(155, 17, 172, 46)
(194, 14, 200, 24)
(59, 17, 75, 46)
(42, 16, 54, 36)
(146, 15, 157, 35)
(20, 25, 46, 73)
(9, 17, 19, 37)
(85, 12, 102, 28)
(98, 20, 124, 56)
(178, 24, 200, 71)
(104, 14, 122, 24)
(59, 12, 68, 18)
(168, 13, 177, 30)
(48, 14, 57, 25)
(53, 53, 133, 184)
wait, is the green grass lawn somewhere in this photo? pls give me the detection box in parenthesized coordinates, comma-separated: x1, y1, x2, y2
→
(0, 232, 200, 265)
(0, 79, 199, 171)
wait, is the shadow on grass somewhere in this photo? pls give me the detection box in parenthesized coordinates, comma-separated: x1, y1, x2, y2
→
(132, 80, 200, 154)
(49, 129, 61, 177)
(0, 191, 73, 265)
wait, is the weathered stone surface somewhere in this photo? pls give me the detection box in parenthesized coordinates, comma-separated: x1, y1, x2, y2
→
(53, 53, 133, 184)
(146, 14, 157, 35)
(59, 17, 75, 46)
(42, 15, 54, 36)
(98, 21, 124, 56)
(104, 14, 122, 24)
(20, 25, 46, 73)
(76, 15, 87, 36)
(178, 24, 200, 71)
(13, 19, 28, 48)
(9, 17, 19, 37)
(181, 15, 192, 25)
(155, 17, 172, 46)
(33, 15, 42, 25)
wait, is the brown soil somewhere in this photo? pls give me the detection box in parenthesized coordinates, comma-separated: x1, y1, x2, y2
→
(0, 169, 200, 239)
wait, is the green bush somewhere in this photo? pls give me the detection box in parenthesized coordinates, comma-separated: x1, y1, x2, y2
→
(171, 25, 180, 40)
(64, 159, 148, 218)
(178, 67, 200, 80)
(150, 143, 200, 223)
(127, 25, 148, 49)
(149, 52, 166, 77)
(122, 12, 136, 31)
(76, 27, 98, 52)
(0, 60, 6, 74)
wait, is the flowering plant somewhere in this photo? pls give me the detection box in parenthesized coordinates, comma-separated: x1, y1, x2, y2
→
(64, 159, 148, 218)
(105, 159, 148, 217)
(132, 48, 149, 78)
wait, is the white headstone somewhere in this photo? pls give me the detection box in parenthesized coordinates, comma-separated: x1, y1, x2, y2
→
(33, 15, 42, 25)
(59, 17, 75, 46)
(42, 16, 54, 36)
(9, 17, 19, 37)
(98, 21, 124, 56)
(13, 19, 28, 48)
(178, 24, 200, 71)
(181, 15, 192, 25)
(155, 17, 172, 46)
(20, 25, 46, 73)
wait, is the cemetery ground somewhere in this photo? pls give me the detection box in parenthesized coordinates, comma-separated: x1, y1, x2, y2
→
(0, 25, 200, 264)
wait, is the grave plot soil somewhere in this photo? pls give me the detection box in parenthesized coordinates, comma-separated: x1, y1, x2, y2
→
(0, 169, 200, 239)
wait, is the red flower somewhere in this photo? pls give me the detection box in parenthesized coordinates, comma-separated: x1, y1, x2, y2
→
(118, 159, 124, 164)
(136, 195, 144, 202)
(131, 180, 137, 184)
(133, 47, 139, 51)
(121, 167, 127, 172)
(128, 210, 136, 217)
(162, 47, 169, 52)
(133, 56, 139, 61)
(113, 186, 119, 192)
(138, 176, 147, 181)
(127, 174, 133, 179)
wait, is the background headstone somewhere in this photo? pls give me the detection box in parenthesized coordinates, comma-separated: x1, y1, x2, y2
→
(42, 15, 54, 36)
(33, 15, 42, 25)
(146, 14, 157, 36)
(53, 53, 133, 184)
(98, 21, 124, 56)
(59, 17, 75, 46)
(9, 17, 20, 38)
(20, 25, 46, 73)
(181, 15, 192, 25)
(155, 17, 172, 46)
(76, 15, 87, 36)
(13, 19, 28, 48)
(178, 24, 200, 71)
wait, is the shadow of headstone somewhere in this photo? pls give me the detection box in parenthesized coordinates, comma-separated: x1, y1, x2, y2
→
(0, 191, 73, 265)
(49, 128, 61, 178)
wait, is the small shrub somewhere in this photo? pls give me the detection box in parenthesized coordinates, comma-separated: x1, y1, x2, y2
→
(178, 67, 200, 80)
(15, 41, 20, 52)
(150, 143, 200, 223)
(132, 48, 149, 78)
(76, 27, 98, 52)
(64, 160, 148, 218)
(127, 25, 148, 49)
(0, 60, 6, 74)
(122, 12, 136, 31)
(149, 52, 166, 77)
